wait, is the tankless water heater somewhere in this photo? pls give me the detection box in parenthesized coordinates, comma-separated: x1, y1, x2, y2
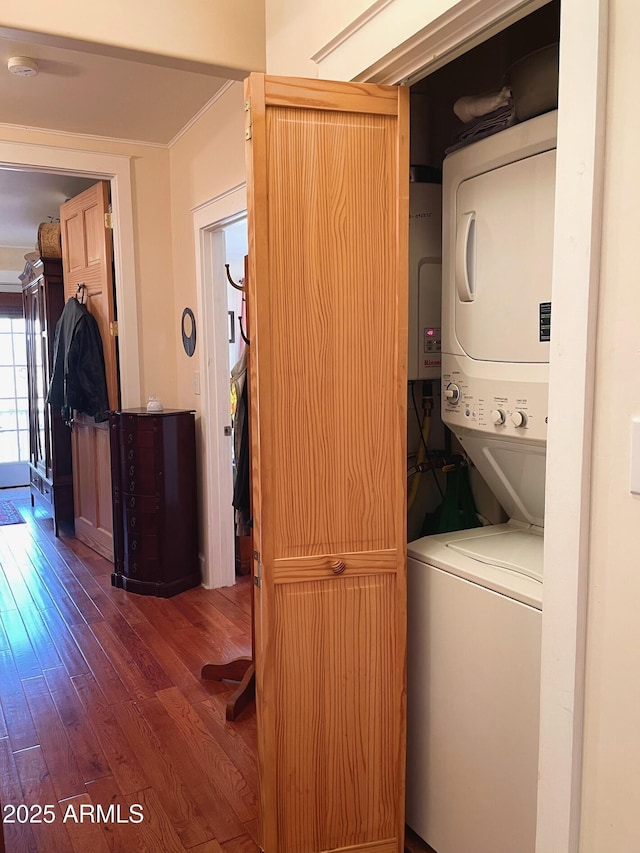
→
(408, 181, 442, 381)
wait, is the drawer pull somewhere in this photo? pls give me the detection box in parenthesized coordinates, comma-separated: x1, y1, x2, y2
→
(131, 540, 138, 551)
(128, 449, 134, 460)
(129, 465, 135, 476)
(131, 562, 138, 574)
(129, 497, 136, 508)
(129, 481, 135, 492)
(330, 559, 346, 574)
(127, 433, 134, 444)
(130, 516, 137, 528)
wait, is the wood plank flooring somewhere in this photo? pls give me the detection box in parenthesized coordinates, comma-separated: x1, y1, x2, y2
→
(0, 491, 258, 853)
(0, 490, 435, 853)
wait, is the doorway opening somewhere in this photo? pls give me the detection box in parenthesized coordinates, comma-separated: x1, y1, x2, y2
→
(220, 218, 250, 577)
(193, 183, 247, 590)
(0, 144, 141, 411)
(358, 0, 603, 849)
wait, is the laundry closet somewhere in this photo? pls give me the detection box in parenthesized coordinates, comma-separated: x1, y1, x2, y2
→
(242, 3, 562, 850)
(404, 3, 560, 852)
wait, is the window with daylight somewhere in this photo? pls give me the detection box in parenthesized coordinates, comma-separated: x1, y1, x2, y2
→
(0, 314, 29, 465)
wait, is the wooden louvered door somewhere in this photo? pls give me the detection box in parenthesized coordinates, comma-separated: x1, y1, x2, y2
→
(245, 74, 409, 853)
(60, 181, 119, 561)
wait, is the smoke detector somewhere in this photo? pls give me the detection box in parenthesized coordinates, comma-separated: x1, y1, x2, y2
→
(8, 57, 39, 78)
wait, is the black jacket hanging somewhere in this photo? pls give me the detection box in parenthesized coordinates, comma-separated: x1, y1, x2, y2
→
(47, 297, 111, 426)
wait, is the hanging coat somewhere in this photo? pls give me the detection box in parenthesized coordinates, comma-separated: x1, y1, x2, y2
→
(231, 348, 250, 515)
(47, 297, 111, 425)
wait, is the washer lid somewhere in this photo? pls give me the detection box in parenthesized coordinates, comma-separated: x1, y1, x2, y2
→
(447, 527, 543, 583)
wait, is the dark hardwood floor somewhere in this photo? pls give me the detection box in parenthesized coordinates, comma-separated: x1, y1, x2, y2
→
(0, 489, 435, 853)
(0, 490, 257, 853)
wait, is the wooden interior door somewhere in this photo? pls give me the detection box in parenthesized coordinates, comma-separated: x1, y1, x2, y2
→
(60, 181, 118, 561)
(245, 74, 409, 853)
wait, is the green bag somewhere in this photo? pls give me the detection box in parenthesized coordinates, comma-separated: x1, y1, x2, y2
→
(421, 464, 482, 536)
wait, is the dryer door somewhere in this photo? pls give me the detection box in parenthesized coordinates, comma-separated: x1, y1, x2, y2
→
(454, 148, 555, 362)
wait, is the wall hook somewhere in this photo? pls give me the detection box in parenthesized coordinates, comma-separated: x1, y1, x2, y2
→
(239, 315, 250, 345)
(225, 264, 246, 292)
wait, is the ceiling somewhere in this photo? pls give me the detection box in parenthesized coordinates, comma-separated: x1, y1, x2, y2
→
(0, 170, 96, 248)
(0, 33, 230, 144)
(0, 31, 232, 283)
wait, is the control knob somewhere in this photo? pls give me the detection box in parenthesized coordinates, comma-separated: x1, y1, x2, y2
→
(444, 383, 461, 405)
(510, 410, 528, 428)
(490, 409, 506, 425)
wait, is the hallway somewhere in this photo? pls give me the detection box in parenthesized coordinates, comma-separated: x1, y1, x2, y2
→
(0, 490, 258, 853)
(0, 491, 434, 853)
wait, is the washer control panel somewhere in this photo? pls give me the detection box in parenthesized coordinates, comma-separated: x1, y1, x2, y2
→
(442, 368, 548, 442)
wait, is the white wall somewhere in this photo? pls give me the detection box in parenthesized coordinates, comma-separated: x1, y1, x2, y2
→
(168, 82, 247, 415)
(579, 1, 640, 848)
(266, 0, 371, 75)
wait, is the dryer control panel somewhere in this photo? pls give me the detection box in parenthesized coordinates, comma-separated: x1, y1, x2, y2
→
(442, 361, 548, 443)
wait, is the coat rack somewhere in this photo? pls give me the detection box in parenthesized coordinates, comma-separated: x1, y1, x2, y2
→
(201, 257, 255, 720)
(225, 265, 250, 345)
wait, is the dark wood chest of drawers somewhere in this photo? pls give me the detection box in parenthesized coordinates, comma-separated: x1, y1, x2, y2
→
(110, 409, 200, 597)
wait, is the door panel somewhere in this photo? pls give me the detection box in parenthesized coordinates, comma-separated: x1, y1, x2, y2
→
(71, 418, 114, 561)
(60, 181, 118, 561)
(274, 574, 398, 852)
(246, 73, 408, 853)
(266, 107, 398, 559)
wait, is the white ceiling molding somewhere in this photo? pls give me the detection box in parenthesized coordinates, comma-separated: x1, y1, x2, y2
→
(310, 0, 395, 65)
(169, 80, 237, 148)
(0, 121, 168, 150)
(312, 0, 548, 84)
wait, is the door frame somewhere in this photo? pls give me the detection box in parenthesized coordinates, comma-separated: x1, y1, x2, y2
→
(0, 143, 141, 407)
(312, 0, 606, 851)
(192, 183, 247, 589)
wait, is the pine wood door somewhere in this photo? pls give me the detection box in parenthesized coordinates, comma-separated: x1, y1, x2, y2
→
(60, 181, 118, 561)
(245, 75, 409, 853)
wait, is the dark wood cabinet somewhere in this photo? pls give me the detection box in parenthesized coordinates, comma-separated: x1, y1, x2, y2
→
(21, 257, 74, 534)
(110, 409, 200, 596)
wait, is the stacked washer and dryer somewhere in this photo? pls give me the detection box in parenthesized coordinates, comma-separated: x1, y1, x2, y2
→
(406, 110, 557, 853)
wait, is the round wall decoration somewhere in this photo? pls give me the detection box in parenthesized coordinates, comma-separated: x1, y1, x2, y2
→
(181, 308, 197, 357)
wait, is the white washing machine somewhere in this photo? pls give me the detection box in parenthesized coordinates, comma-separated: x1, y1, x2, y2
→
(406, 110, 557, 853)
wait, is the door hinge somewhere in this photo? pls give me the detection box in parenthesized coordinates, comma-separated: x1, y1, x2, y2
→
(110, 321, 119, 337)
(253, 550, 261, 587)
(105, 212, 114, 229)
(244, 98, 252, 141)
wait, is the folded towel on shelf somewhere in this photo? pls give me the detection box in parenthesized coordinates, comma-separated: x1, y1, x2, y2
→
(453, 86, 512, 122)
(446, 101, 516, 154)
